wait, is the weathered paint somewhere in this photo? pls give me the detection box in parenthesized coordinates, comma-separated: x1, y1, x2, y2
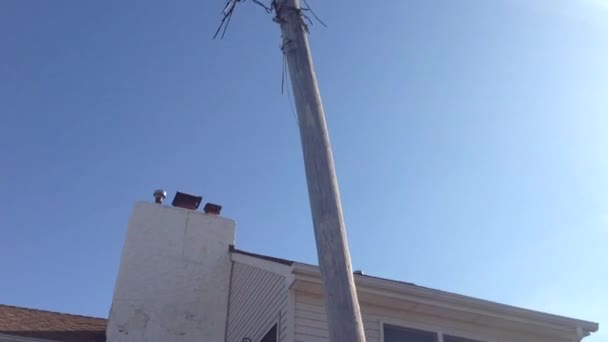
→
(107, 201, 235, 342)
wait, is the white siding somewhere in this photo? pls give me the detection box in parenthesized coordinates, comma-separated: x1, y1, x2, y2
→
(227, 262, 289, 342)
(294, 293, 379, 342)
(294, 292, 572, 342)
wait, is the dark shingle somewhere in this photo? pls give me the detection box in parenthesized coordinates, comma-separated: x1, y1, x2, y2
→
(0, 304, 106, 342)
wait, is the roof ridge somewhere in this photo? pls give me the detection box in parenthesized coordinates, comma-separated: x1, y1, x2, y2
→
(0, 304, 107, 321)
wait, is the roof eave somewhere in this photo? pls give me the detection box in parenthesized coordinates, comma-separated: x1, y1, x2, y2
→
(290, 262, 599, 335)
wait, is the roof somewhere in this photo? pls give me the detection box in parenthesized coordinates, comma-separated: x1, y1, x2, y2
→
(231, 246, 421, 286)
(230, 245, 294, 266)
(230, 247, 599, 336)
(231, 246, 419, 286)
(0, 305, 106, 342)
(0, 248, 598, 340)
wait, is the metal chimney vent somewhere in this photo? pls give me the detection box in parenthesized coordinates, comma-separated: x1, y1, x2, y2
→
(153, 189, 167, 204)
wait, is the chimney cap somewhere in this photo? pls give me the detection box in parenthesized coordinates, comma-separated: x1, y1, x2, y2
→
(153, 189, 167, 204)
(204, 203, 222, 215)
(171, 191, 202, 210)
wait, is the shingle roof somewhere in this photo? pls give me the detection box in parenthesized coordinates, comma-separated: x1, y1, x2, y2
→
(0, 304, 106, 342)
(230, 246, 418, 286)
(229, 245, 294, 266)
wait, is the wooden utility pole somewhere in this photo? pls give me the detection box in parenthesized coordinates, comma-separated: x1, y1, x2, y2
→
(275, 1, 366, 341)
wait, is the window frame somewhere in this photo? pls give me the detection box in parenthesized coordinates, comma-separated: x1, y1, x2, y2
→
(379, 319, 495, 342)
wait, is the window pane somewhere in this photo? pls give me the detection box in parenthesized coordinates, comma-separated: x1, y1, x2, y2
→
(260, 324, 277, 342)
(384, 324, 438, 342)
(444, 335, 484, 342)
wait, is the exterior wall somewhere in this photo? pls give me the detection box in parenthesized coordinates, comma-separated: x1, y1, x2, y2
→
(294, 292, 378, 342)
(293, 291, 572, 342)
(226, 261, 289, 342)
(107, 201, 236, 342)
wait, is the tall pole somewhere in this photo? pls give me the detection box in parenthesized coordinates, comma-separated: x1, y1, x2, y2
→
(275, 1, 366, 341)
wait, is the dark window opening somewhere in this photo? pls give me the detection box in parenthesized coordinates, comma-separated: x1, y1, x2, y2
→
(444, 335, 484, 342)
(260, 323, 277, 342)
(383, 324, 438, 342)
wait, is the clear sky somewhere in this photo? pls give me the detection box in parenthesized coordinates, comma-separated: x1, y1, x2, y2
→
(1, 0, 606, 340)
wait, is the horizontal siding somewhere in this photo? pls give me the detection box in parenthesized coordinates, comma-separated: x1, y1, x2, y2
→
(227, 262, 288, 342)
(294, 294, 379, 342)
(294, 292, 570, 342)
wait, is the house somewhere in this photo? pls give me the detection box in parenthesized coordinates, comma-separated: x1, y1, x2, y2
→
(1, 194, 600, 342)
(106, 196, 599, 342)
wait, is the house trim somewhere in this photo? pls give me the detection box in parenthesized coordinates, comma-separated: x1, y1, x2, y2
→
(291, 263, 598, 337)
(223, 259, 235, 342)
(285, 287, 296, 342)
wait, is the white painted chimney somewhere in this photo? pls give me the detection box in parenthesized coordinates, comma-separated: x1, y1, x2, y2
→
(107, 200, 236, 342)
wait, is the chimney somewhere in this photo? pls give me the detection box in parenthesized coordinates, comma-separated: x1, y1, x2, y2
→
(107, 192, 236, 342)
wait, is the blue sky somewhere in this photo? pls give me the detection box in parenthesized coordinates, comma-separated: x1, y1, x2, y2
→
(1, 0, 606, 340)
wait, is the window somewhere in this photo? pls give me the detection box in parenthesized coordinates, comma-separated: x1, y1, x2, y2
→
(260, 324, 277, 342)
(384, 324, 438, 342)
(444, 335, 483, 342)
(383, 324, 485, 342)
